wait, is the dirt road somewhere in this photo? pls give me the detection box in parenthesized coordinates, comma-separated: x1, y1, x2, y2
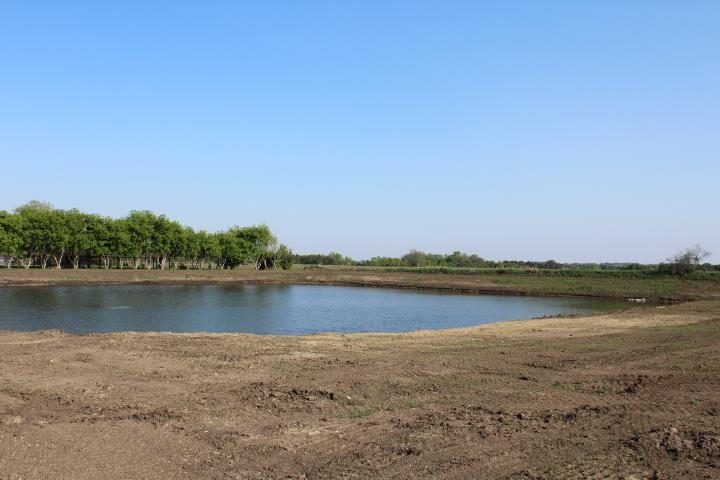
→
(1, 300, 719, 479)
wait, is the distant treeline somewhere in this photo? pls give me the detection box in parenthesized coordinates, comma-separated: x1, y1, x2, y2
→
(3, 201, 715, 278)
(0, 201, 291, 270)
(295, 248, 720, 278)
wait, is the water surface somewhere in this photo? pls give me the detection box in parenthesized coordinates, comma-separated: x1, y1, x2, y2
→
(0, 284, 628, 334)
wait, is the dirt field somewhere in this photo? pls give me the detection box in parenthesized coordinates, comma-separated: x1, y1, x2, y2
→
(1, 290, 719, 479)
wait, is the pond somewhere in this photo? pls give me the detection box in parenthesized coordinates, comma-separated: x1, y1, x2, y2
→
(0, 284, 629, 335)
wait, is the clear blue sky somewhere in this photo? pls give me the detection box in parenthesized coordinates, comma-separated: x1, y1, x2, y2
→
(1, 1, 718, 262)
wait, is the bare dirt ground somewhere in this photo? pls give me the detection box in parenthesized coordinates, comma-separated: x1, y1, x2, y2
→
(1, 297, 719, 479)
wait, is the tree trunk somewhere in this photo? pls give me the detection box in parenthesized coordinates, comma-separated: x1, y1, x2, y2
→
(53, 250, 65, 269)
(19, 252, 35, 269)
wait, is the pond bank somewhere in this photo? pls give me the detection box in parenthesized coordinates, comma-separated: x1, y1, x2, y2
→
(0, 267, 717, 301)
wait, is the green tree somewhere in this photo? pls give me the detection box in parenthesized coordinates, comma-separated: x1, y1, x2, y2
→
(152, 215, 184, 269)
(43, 209, 69, 269)
(294, 252, 353, 265)
(402, 250, 427, 267)
(125, 211, 156, 269)
(14, 205, 67, 269)
(2, 201, 292, 271)
(666, 245, 712, 274)
(181, 227, 200, 269)
(268, 243, 293, 270)
(91, 216, 119, 269)
(197, 230, 221, 270)
(217, 230, 242, 269)
(237, 225, 275, 269)
(14, 200, 54, 213)
(107, 218, 134, 269)
(0, 211, 23, 268)
(65, 209, 98, 269)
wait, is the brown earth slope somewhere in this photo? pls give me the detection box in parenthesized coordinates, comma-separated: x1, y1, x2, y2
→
(1, 300, 719, 479)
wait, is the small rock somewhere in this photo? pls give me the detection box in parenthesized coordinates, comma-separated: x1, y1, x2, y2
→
(662, 428, 686, 456)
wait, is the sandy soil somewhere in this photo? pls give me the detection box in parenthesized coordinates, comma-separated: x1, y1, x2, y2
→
(1, 298, 719, 479)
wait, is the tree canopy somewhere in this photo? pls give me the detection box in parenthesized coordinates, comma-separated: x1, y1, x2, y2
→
(662, 244, 712, 274)
(0, 201, 292, 270)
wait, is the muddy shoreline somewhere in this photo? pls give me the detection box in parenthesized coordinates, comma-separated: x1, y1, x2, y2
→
(0, 277, 632, 301)
(0, 268, 703, 302)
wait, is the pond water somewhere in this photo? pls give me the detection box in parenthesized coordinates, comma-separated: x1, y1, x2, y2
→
(0, 284, 628, 335)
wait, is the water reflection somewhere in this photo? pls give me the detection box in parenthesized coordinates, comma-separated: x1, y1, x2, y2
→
(0, 285, 628, 335)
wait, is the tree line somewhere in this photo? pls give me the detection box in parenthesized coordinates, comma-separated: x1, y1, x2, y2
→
(0, 201, 292, 270)
(295, 249, 574, 269)
(296, 246, 717, 276)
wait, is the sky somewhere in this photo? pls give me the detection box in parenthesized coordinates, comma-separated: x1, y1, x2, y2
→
(1, 1, 718, 263)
